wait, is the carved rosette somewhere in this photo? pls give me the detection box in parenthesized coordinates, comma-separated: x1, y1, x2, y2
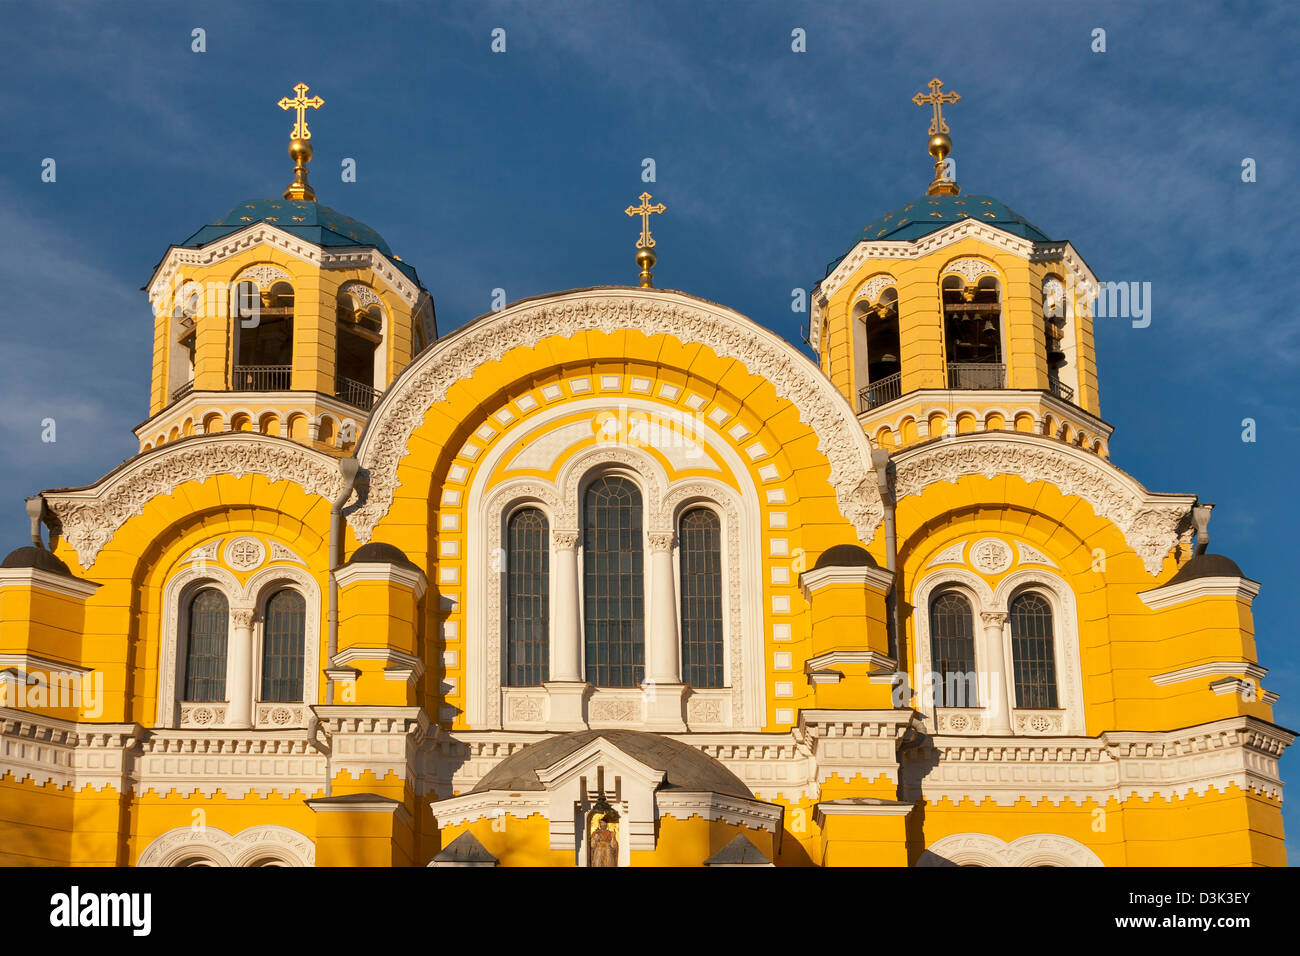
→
(895, 438, 1190, 575)
(350, 293, 883, 545)
(970, 539, 1012, 575)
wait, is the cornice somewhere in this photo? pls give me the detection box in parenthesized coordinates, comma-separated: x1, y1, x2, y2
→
(147, 222, 420, 309)
(798, 564, 893, 600)
(1138, 576, 1262, 610)
(333, 561, 428, 600)
(0, 567, 99, 599)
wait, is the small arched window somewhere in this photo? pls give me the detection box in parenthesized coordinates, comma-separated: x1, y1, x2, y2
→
(678, 508, 724, 688)
(583, 475, 644, 688)
(184, 588, 229, 702)
(1009, 591, 1058, 708)
(261, 589, 306, 702)
(929, 590, 977, 707)
(507, 507, 550, 686)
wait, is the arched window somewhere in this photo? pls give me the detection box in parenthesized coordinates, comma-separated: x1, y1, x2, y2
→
(583, 475, 644, 687)
(184, 588, 229, 702)
(507, 507, 549, 686)
(1009, 591, 1058, 708)
(929, 590, 977, 707)
(678, 507, 724, 688)
(233, 281, 294, 391)
(261, 589, 306, 702)
(943, 273, 1004, 389)
(856, 288, 902, 410)
(335, 288, 383, 411)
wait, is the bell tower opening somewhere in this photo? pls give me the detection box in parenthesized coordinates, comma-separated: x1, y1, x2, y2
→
(336, 291, 383, 411)
(233, 280, 294, 391)
(943, 275, 1003, 389)
(854, 288, 902, 411)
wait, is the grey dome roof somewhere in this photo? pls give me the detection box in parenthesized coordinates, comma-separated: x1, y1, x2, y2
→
(1, 546, 72, 576)
(345, 542, 418, 569)
(470, 730, 753, 799)
(813, 544, 877, 570)
(1167, 553, 1245, 584)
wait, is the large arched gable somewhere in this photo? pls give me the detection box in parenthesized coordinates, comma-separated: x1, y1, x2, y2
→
(893, 433, 1194, 575)
(43, 434, 344, 571)
(350, 288, 884, 545)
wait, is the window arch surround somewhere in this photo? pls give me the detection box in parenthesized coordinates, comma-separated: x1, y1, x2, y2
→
(158, 559, 321, 729)
(911, 562, 1085, 736)
(472, 422, 764, 732)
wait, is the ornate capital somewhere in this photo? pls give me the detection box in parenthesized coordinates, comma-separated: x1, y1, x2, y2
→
(647, 532, 676, 553)
(980, 611, 1008, 628)
(552, 531, 580, 552)
(231, 608, 256, 629)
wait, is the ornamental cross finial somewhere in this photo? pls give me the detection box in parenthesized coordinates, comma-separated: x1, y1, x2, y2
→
(912, 77, 960, 135)
(624, 192, 666, 288)
(624, 191, 666, 250)
(278, 82, 324, 141)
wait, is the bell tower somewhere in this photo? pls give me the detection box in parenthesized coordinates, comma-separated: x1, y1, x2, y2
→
(138, 83, 436, 456)
(810, 80, 1106, 456)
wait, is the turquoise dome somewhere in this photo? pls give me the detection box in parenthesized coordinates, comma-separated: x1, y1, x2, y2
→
(828, 194, 1051, 275)
(180, 199, 420, 284)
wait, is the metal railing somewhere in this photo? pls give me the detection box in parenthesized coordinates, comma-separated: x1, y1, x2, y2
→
(946, 362, 1005, 390)
(858, 371, 902, 411)
(1047, 374, 1075, 403)
(232, 365, 292, 391)
(336, 375, 382, 411)
(170, 380, 194, 402)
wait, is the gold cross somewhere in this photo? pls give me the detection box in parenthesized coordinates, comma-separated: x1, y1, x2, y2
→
(912, 77, 960, 135)
(278, 83, 324, 140)
(624, 192, 666, 249)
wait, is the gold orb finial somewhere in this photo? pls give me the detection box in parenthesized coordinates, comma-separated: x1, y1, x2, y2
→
(912, 78, 961, 196)
(278, 83, 324, 201)
(624, 191, 666, 288)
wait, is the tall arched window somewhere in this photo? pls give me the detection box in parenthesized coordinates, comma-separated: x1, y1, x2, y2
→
(507, 507, 550, 686)
(1010, 591, 1058, 708)
(184, 588, 229, 702)
(929, 590, 977, 707)
(583, 475, 644, 687)
(261, 589, 306, 702)
(679, 507, 724, 688)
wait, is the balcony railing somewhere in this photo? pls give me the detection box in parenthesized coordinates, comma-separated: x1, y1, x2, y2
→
(232, 365, 292, 391)
(1047, 374, 1075, 403)
(858, 371, 902, 411)
(336, 375, 382, 411)
(946, 362, 1005, 390)
(170, 380, 194, 402)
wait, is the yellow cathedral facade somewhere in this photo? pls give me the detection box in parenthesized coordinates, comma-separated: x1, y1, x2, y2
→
(0, 82, 1290, 867)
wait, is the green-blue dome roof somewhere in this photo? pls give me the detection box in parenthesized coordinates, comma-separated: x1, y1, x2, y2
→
(828, 194, 1051, 275)
(180, 199, 420, 285)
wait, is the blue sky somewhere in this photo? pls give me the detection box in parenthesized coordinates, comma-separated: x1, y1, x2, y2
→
(1, 1, 1297, 855)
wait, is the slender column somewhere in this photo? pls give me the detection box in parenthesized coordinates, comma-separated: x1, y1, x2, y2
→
(979, 610, 1012, 734)
(551, 531, 582, 682)
(227, 607, 255, 728)
(647, 532, 680, 684)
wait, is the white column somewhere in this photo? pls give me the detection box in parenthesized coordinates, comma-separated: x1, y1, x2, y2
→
(551, 531, 582, 682)
(979, 610, 1012, 734)
(647, 532, 680, 684)
(227, 607, 255, 728)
